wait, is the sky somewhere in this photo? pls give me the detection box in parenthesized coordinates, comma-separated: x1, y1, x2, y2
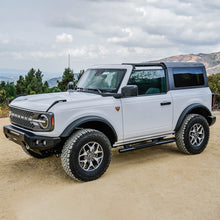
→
(0, 0, 220, 75)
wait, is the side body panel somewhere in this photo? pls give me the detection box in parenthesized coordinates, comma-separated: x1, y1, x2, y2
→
(166, 64, 212, 130)
(121, 93, 173, 140)
(170, 87, 212, 130)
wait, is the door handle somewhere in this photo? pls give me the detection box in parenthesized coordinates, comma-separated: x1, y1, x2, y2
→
(160, 101, 171, 106)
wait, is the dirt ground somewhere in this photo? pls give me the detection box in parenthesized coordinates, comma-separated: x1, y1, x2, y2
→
(0, 113, 220, 220)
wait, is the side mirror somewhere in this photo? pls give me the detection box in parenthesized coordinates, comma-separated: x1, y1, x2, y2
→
(121, 85, 138, 97)
(67, 82, 74, 91)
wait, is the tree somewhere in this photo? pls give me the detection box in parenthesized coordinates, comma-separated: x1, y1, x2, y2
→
(43, 81, 49, 93)
(35, 69, 44, 94)
(0, 89, 7, 104)
(57, 68, 75, 91)
(49, 87, 61, 93)
(0, 81, 6, 89)
(208, 73, 220, 94)
(16, 68, 45, 95)
(4, 82, 16, 100)
(0, 82, 16, 104)
(24, 68, 36, 94)
(25, 69, 44, 94)
(25, 68, 35, 88)
(208, 73, 220, 105)
(16, 75, 25, 95)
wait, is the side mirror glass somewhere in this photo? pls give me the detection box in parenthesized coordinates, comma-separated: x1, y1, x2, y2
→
(121, 85, 138, 97)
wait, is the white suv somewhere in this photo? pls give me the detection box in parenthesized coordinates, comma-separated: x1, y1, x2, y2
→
(4, 62, 216, 181)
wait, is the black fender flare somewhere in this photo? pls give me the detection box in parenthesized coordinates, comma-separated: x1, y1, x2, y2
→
(60, 116, 118, 142)
(174, 104, 212, 131)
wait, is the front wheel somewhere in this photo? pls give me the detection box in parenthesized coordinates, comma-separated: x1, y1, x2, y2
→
(175, 114, 210, 154)
(61, 129, 112, 181)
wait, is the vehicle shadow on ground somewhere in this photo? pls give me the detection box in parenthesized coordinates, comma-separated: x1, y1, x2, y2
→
(5, 143, 182, 184)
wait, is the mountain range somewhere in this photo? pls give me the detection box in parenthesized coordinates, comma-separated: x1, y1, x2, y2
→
(47, 77, 62, 87)
(156, 51, 220, 75)
(1, 51, 220, 84)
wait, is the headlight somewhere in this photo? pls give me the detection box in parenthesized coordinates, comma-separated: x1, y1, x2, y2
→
(38, 114, 49, 129)
(32, 114, 49, 129)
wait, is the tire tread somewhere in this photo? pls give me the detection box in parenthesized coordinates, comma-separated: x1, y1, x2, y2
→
(175, 114, 209, 154)
(61, 129, 111, 181)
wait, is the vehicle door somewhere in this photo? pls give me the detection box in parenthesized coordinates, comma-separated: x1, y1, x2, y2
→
(121, 66, 173, 140)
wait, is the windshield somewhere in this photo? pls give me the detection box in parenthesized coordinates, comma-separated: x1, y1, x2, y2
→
(77, 69, 126, 93)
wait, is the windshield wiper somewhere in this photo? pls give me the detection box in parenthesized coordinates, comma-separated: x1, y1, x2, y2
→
(75, 86, 102, 94)
(75, 86, 84, 91)
(99, 89, 114, 93)
(84, 88, 102, 94)
(75, 87, 114, 95)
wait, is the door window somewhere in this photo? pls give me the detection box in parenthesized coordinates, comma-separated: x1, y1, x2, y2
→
(128, 69, 166, 95)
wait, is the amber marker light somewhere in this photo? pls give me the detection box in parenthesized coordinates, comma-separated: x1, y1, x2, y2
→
(51, 116, 55, 126)
(115, 106, 120, 111)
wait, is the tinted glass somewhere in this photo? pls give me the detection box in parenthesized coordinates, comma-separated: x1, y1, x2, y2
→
(173, 67, 204, 87)
(128, 69, 166, 95)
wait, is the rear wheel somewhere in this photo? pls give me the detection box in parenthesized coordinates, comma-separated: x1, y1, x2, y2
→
(61, 129, 112, 181)
(175, 114, 210, 154)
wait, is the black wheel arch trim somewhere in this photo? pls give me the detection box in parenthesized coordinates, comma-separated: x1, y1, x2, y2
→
(60, 116, 118, 142)
(175, 103, 213, 131)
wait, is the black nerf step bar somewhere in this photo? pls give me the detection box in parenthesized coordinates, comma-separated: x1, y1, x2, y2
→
(119, 138, 176, 153)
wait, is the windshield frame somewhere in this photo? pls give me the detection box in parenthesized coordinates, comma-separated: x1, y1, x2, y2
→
(76, 68, 127, 94)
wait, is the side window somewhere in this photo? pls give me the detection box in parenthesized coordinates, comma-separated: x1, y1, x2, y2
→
(173, 67, 205, 87)
(128, 69, 166, 95)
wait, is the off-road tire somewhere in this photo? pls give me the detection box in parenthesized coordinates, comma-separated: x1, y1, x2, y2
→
(21, 145, 51, 159)
(61, 129, 112, 181)
(175, 114, 209, 154)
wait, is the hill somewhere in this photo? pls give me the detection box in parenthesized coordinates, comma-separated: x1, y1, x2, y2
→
(47, 77, 62, 88)
(155, 51, 220, 75)
(47, 73, 79, 88)
(0, 76, 18, 83)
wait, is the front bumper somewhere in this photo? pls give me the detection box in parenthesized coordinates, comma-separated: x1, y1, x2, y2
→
(3, 125, 61, 150)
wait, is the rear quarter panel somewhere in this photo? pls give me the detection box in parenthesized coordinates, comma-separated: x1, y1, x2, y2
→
(170, 87, 212, 130)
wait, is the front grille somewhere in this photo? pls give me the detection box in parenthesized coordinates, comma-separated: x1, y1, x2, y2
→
(9, 107, 35, 129)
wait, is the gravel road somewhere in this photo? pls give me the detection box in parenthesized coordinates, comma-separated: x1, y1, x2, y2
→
(1, 113, 220, 220)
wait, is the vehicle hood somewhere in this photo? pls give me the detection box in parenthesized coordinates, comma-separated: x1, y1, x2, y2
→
(10, 91, 102, 112)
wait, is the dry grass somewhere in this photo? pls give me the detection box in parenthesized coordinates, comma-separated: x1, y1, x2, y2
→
(0, 104, 9, 118)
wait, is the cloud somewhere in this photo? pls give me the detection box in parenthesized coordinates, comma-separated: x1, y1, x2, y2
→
(1, 0, 220, 73)
(52, 16, 86, 30)
(49, 0, 220, 49)
(62, 45, 110, 59)
(11, 52, 23, 59)
(107, 28, 133, 43)
(0, 35, 9, 44)
(56, 33, 73, 43)
(1, 39, 9, 44)
(8, 44, 110, 62)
